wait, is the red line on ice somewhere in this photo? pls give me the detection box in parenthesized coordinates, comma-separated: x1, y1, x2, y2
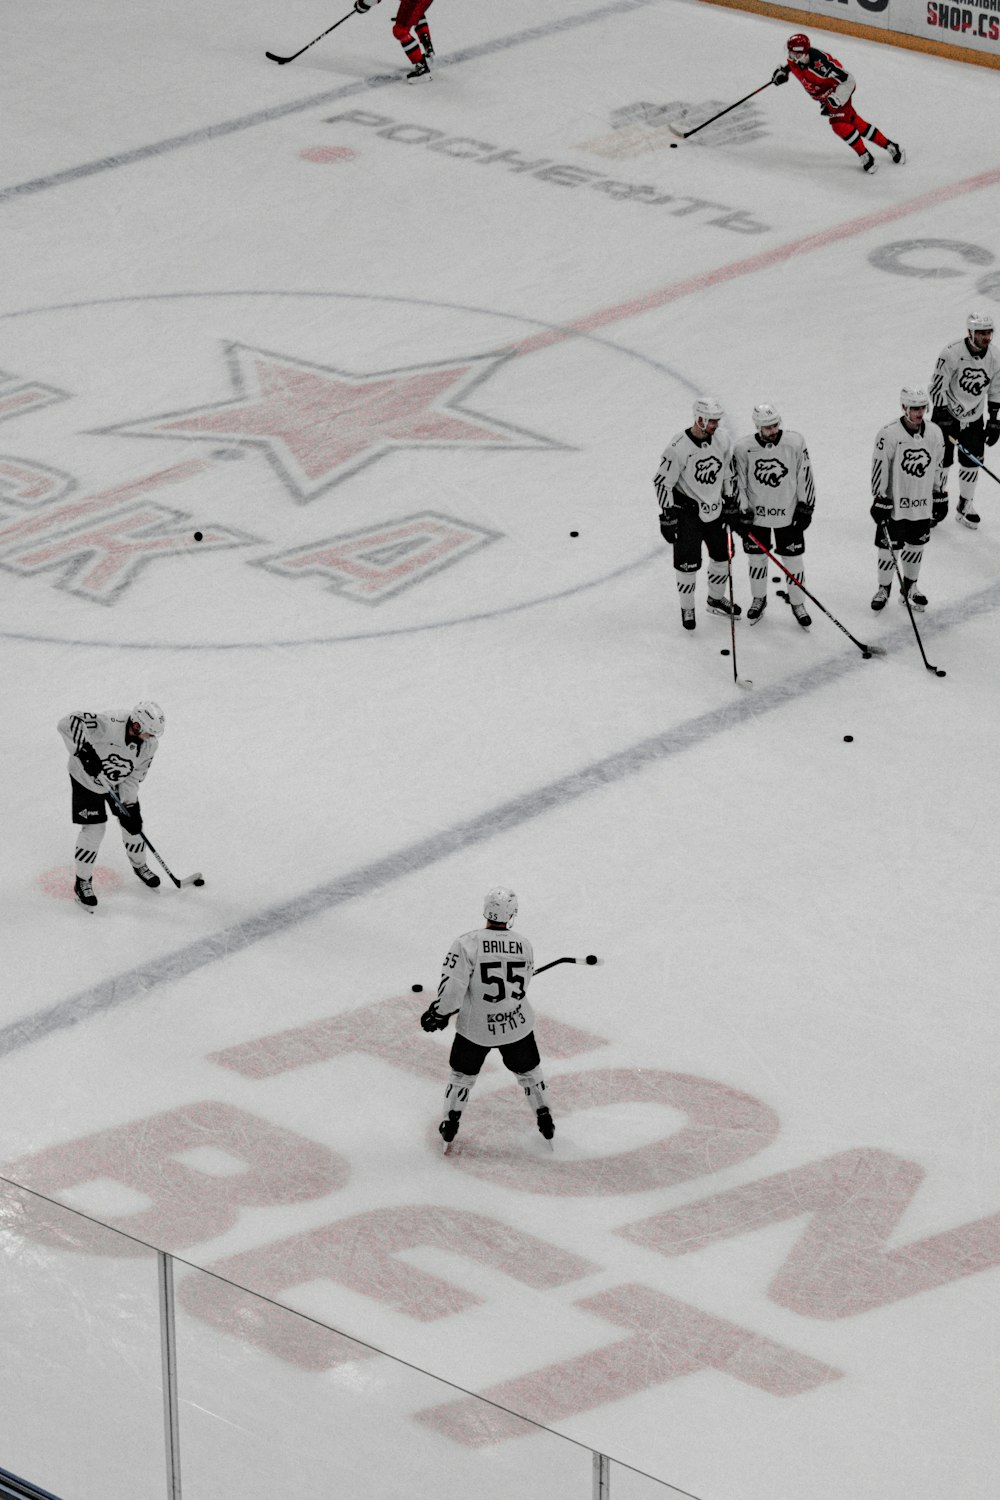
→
(513, 165, 1000, 355)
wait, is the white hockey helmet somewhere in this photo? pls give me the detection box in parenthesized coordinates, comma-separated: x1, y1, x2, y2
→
(131, 699, 165, 738)
(693, 396, 724, 423)
(899, 386, 929, 411)
(752, 403, 782, 430)
(967, 310, 995, 332)
(483, 886, 518, 927)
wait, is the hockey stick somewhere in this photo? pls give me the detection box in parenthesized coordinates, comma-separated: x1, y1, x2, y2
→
(266, 9, 354, 64)
(879, 525, 947, 677)
(746, 529, 884, 658)
(954, 438, 1000, 488)
(725, 525, 752, 689)
(414, 954, 602, 995)
(668, 80, 774, 140)
(534, 955, 603, 975)
(104, 783, 206, 888)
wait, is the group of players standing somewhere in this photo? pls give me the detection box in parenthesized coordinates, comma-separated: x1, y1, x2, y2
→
(654, 311, 1000, 631)
(51, 33, 995, 1160)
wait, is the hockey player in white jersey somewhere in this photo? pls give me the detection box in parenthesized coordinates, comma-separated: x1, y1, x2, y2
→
(870, 389, 946, 612)
(731, 404, 816, 628)
(929, 311, 1000, 530)
(654, 396, 742, 631)
(57, 701, 165, 908)
(420, 886, 554, 1148)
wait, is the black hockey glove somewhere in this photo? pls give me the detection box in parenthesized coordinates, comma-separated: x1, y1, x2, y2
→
(793, 501, 813, 531)
(76, 742, 104, 780)
(659, 507, 679, 544)
(113, 799, 143, 835)
(986, 409, 1000, 447)
(771, 65, 789, 85)
(739, 508, 757, 536)
(420, 1005, 450, 1033)
(932, 405, 957, 442)
(354, 0, 376, 10)
(932, 493, 949, 526)
(870, 496, 892, 526)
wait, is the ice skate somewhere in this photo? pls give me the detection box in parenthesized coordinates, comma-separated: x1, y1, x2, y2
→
(536, 1106, 555, 1143)
(681, 607, 696, 631)
(900, 580, 927, 612)
(415, 27, 434, 57)
(439, 1110, 461, 1152)
(747, 596, 767, 625)
(790, 602, 812, 628)
(707, 596, 741, 619)
(406, 57, 432, 82)
(861, 151, 878, 174)
(74, 875, 97, 910)
(956, 499, 980, 530)
(886, 141, 905, 164)
(131, 862, 160, 888)
(871, 584, 891, 612)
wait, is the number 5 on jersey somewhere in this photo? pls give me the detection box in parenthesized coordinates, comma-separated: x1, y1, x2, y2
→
(480, 960, 527, 1002)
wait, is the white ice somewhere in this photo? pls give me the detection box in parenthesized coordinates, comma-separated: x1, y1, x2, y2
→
(2, 2, 1000, 1498)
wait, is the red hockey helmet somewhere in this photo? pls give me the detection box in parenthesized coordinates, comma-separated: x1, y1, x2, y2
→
(787, 32, 810, 57)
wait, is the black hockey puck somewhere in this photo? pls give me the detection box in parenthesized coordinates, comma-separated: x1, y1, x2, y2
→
(570, 530, 579, 537)
(862, 651, 872, 659)
(721, 648, 730, 656)
(669, 142, 678, 148)
(412, 983, 423, 993)
(936, 669, 947, 677)
(193, 531, 203, 541)
(585, 954, 598, 965)
(193, 877, 205, 886)
(843, 735, 853, 743)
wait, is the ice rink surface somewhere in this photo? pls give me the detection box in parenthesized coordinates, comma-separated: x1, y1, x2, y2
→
(2, 2, 1000, 1496)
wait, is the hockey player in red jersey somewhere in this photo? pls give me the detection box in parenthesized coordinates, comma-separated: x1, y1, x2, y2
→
(354, 0, 434, 81)
(772, 34, 904, 175)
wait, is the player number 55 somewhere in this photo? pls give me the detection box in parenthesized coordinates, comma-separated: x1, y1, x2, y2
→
(479, 960, 527, 1002)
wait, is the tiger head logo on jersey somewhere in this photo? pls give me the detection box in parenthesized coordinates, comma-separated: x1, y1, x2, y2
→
(901, 448, 931, 477)
(753, 458, 789, 487)
(959, 367, 991, 396)
(693, 455, 722, 485)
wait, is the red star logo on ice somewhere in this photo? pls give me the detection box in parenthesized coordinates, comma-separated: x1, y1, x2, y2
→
(100, 344, 562, 502)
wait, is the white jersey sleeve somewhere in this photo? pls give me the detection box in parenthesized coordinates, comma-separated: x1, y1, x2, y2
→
(436, 927, 536, 1047)
(57, 708, 158, 800)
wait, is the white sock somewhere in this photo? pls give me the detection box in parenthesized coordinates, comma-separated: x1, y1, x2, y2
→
(706, 565, 728, 599)
(74, 823, 103, 880)
(442, 1071, 477, 1119)
(959, 468, 978, 508)
(675, 570, 695, 608)
(515, 1069, 549, 1114)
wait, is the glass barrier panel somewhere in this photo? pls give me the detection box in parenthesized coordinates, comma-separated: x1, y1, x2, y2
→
(173, 1264, 592, 1500)
(609, 1457, 702, 1499)
(0, 1182, 163, 1500)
